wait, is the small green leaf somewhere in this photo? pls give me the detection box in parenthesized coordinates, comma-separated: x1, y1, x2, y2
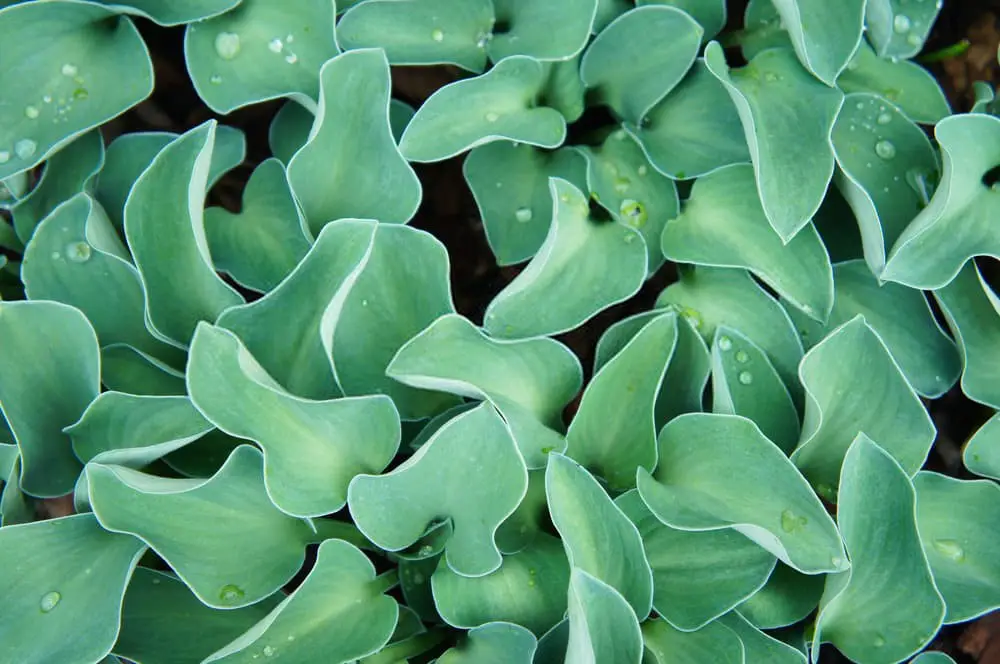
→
(911, 654, 957, 664)
(89, 445, 314, 608)
(913, 472, 1000, 623)
(642, 617, 744, 664)
(965, 412, 1000, 480)
(0, 513, 145, 664)
(565, 569, 643, 664)
(546, 453, 653, 618)
(736, 563, 825, 629)
(705, 43, 843, 241)
(203, 539, 399, 663)
(438, 622, 537, 664)
(580, 6, 703, 125)
(769, 0, 865, 85)
(348, 403, 528, 577)
(719, 612, 806, 664)
(488, 0, 598, 63)
(399, 56, 567, 163)
(99, 344, 186, 397)
(287, 50, 421, 233)
(184, 0, 339, 114)
(813, 435, 945, 663)
(94, 132, 174, 232)
(792, 316, 937, 496)
(483, 178, 647, 339)
(866, 0, 942, 61)
(0, 1, 153, 180)
(638, 413, 847, 575)
(0, 300, 98, 497)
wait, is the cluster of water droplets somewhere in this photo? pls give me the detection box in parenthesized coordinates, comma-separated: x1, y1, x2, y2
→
(0, 62, 89, 165)
(717, 335, 753, 385)
(211, 30, 300, 85)
(891, 0, 942, 50)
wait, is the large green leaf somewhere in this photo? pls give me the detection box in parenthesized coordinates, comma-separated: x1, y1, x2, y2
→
(438, 622, 537, 664)
(882, 114, 1000, 289)
(203, 539, 398, 663)
(0, 300, 98, 497)
(792, 316, 936, 498)
(769, 0, 865, 85)
(188, 323, 400, 518)
(286, 49, 421, 233)
(483, 178, 646, 339)
(387, 313, 580, 468)
(0, 1, 153, 180)
(89, 445, 315, 608)
(663, 163, 833, 321)
(0, 513, 145, 664)
(546, 453, 653, 618)
(565, 569, 643, 664)
(184, 0, 339, 114)
(913, 472, 1000, 623)
(399, 56, 567, 162)
(641, 617, 744, 664)
(865, 0, 942, 61)
(348, 403, 528, 577)
(705, 43, 843, 241)
(617, 490, 775, 631)
(638, 413, 847, 575)
(580, 6, 702, 125)
(719, 612, 806, 664)
(965, 413, 1000, 481)
(813, 435, 945, 663)
(124, 121, 244, 347)
(487, 0, 598, 63)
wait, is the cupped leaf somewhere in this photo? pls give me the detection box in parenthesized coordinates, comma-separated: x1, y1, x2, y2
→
(719, 612, 806, 664)
(0, 513, 145, 664)
(565, 312, 677, 491)
(832, 92, 941, 276)
(22, 193, 185, 369)
(736, 562, 825, 629)
(185, 0, 338, 114)
(387, 313, 580, 467)
(934, 262, 1000, 408)
(487, 0, 598, 63)
(431, 533, 570, 636)
(584, 129, 679, 274)
(663, 163, 833, 321)
(546, 453, 653, 618)
(580, 6, 702, 125)
(438, 622, 537, 664)
(124, 121, 244, 347)
(792, 316, 937, 497)
(348, 403, 528, 577)
(203, 539, 398, 663)
(705, 43, 843, 241)
(813, 435, 945, 664)
(711, 326, 800, 455)
(89, 445, 315, 609)
(625, 60, 751, 180)
(866, 0, 942, 61)
(883, 114, 1000, 289)
(99, 0, 241, 25)
(399, 56, 567, 162)
(638, 413, 847, 575)
(642, 617, 744, 664)
(336, 0, 494, 73)
(913, 472, 1000, 623)
(189, 323, 401, 518)
(94, 132, 174, 232)
(114, 568, 282, 664)
(12, 129, 103, 243)
(637, 0, 727, 39)
(463, 143, 588, 265)
(769, 0, 865, 85)
(565, 569, 643, 664)
(99, 344, 186, 396)
(329, 224, 459, 420)
(965, 412, 1000, 480)
(655, 266, 805, 402)
(0, 300, 98, 497)
(287, 49, 421, 232)
(836, 43, 950, 125)
(616, 490, 775, 631)
(483, 178, 646, 339)
(0, 1, 153, 180)
(205, 158, 310, 293)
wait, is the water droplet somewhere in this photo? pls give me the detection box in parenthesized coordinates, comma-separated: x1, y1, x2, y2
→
(855, 102, 865, 110)
(73, 88, 88, 101)
(735, 350, 749, 363)
(61, 63, 78, 77)
(875, 140, 896, 160)
(268, 38, 284, 53)
(285, 53, 298, 64)
(613, 129, 627, 141)
(893, 15, 911, 33)
(287, 635, 295, 641)
(24, 105, 39, 119)
(476, 31, 491, 48)
(515, 207, 533, 223)
(637, 165, 648, 176)
(286, 34, 295, 43)
(14, 139, 36, 160)
(763, 72, 778, 82)
(907, 33, 922, 47)
(51, 251, 61, 260)
(877, 112, 892, 125)
(219, 584, 245, 602)
(40, 591, 61, 613)
(210, 74, 223, 85)
(718, 336, 733, 351)
(42, 95, 52, 104)
(361, 299, 369, 307)
(0, 151, 9, 164)
(613, 178, 630, 194)
(263, 646, 276, 658)
(619, 199, 647, 228)
(780, 509, 807, 533)
(151, 578, 161, 585)
(412, 572, 425, 584)
(623, 232, 636, 244)
(933, 539, 965, 562)
(485, 111, 499, 122)
(873, 634, 886, 648)
(215, 32, 241, 60)
(738, 371, 753, 385)
(527, 578, 536, 587)
(432, 28, 444, 42)
(66, 242, 91, 263)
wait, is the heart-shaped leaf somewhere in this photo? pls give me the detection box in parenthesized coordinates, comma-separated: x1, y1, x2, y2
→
(641, 617, 744, 664)
(565, 569, 643, 664)
(638, 413, 847, 574)
(865, 0, 942, 61)
(438, 622, 537, 664)
(769, 0, 865, 85)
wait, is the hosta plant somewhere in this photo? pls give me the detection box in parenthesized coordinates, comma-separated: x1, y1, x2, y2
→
(0, 0, 997, 662)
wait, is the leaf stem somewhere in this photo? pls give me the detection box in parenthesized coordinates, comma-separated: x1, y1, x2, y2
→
(919, 39, 971, 63)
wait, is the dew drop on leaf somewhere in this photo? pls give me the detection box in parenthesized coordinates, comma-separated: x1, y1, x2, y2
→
(619, 199, 647, 228)
(285, 53, 298, 65)
(735, 350, 749, 364)
(893, 15, 911, 33)
(24, 106, 39, 120)
(61, 63, 78, 77)
(877, 112, 892, 125)
(14, 139, 36, 160)
(210, 75, 223, 85)
(485, 112, 499, 123)
(515, 207, 533, 223)
(263, 645, 276, 658)
(219, 584, 245, 602)
(780, 509, 807, 533)
(875, 140, 896, 160)
(907, 33, 922, 47)
(268, 38, 284, 53)
(932, 539, 965, 562)
(718, 336, 732, 351)
(66, 242, 92, 263)
(215, 32, 241, 60)
(0, 151, 10, 164)
(39, 591, 61, 613)
(873, 634, 886, 648)
(432, 28, 444, 42)
(738, 371, 753, 385)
